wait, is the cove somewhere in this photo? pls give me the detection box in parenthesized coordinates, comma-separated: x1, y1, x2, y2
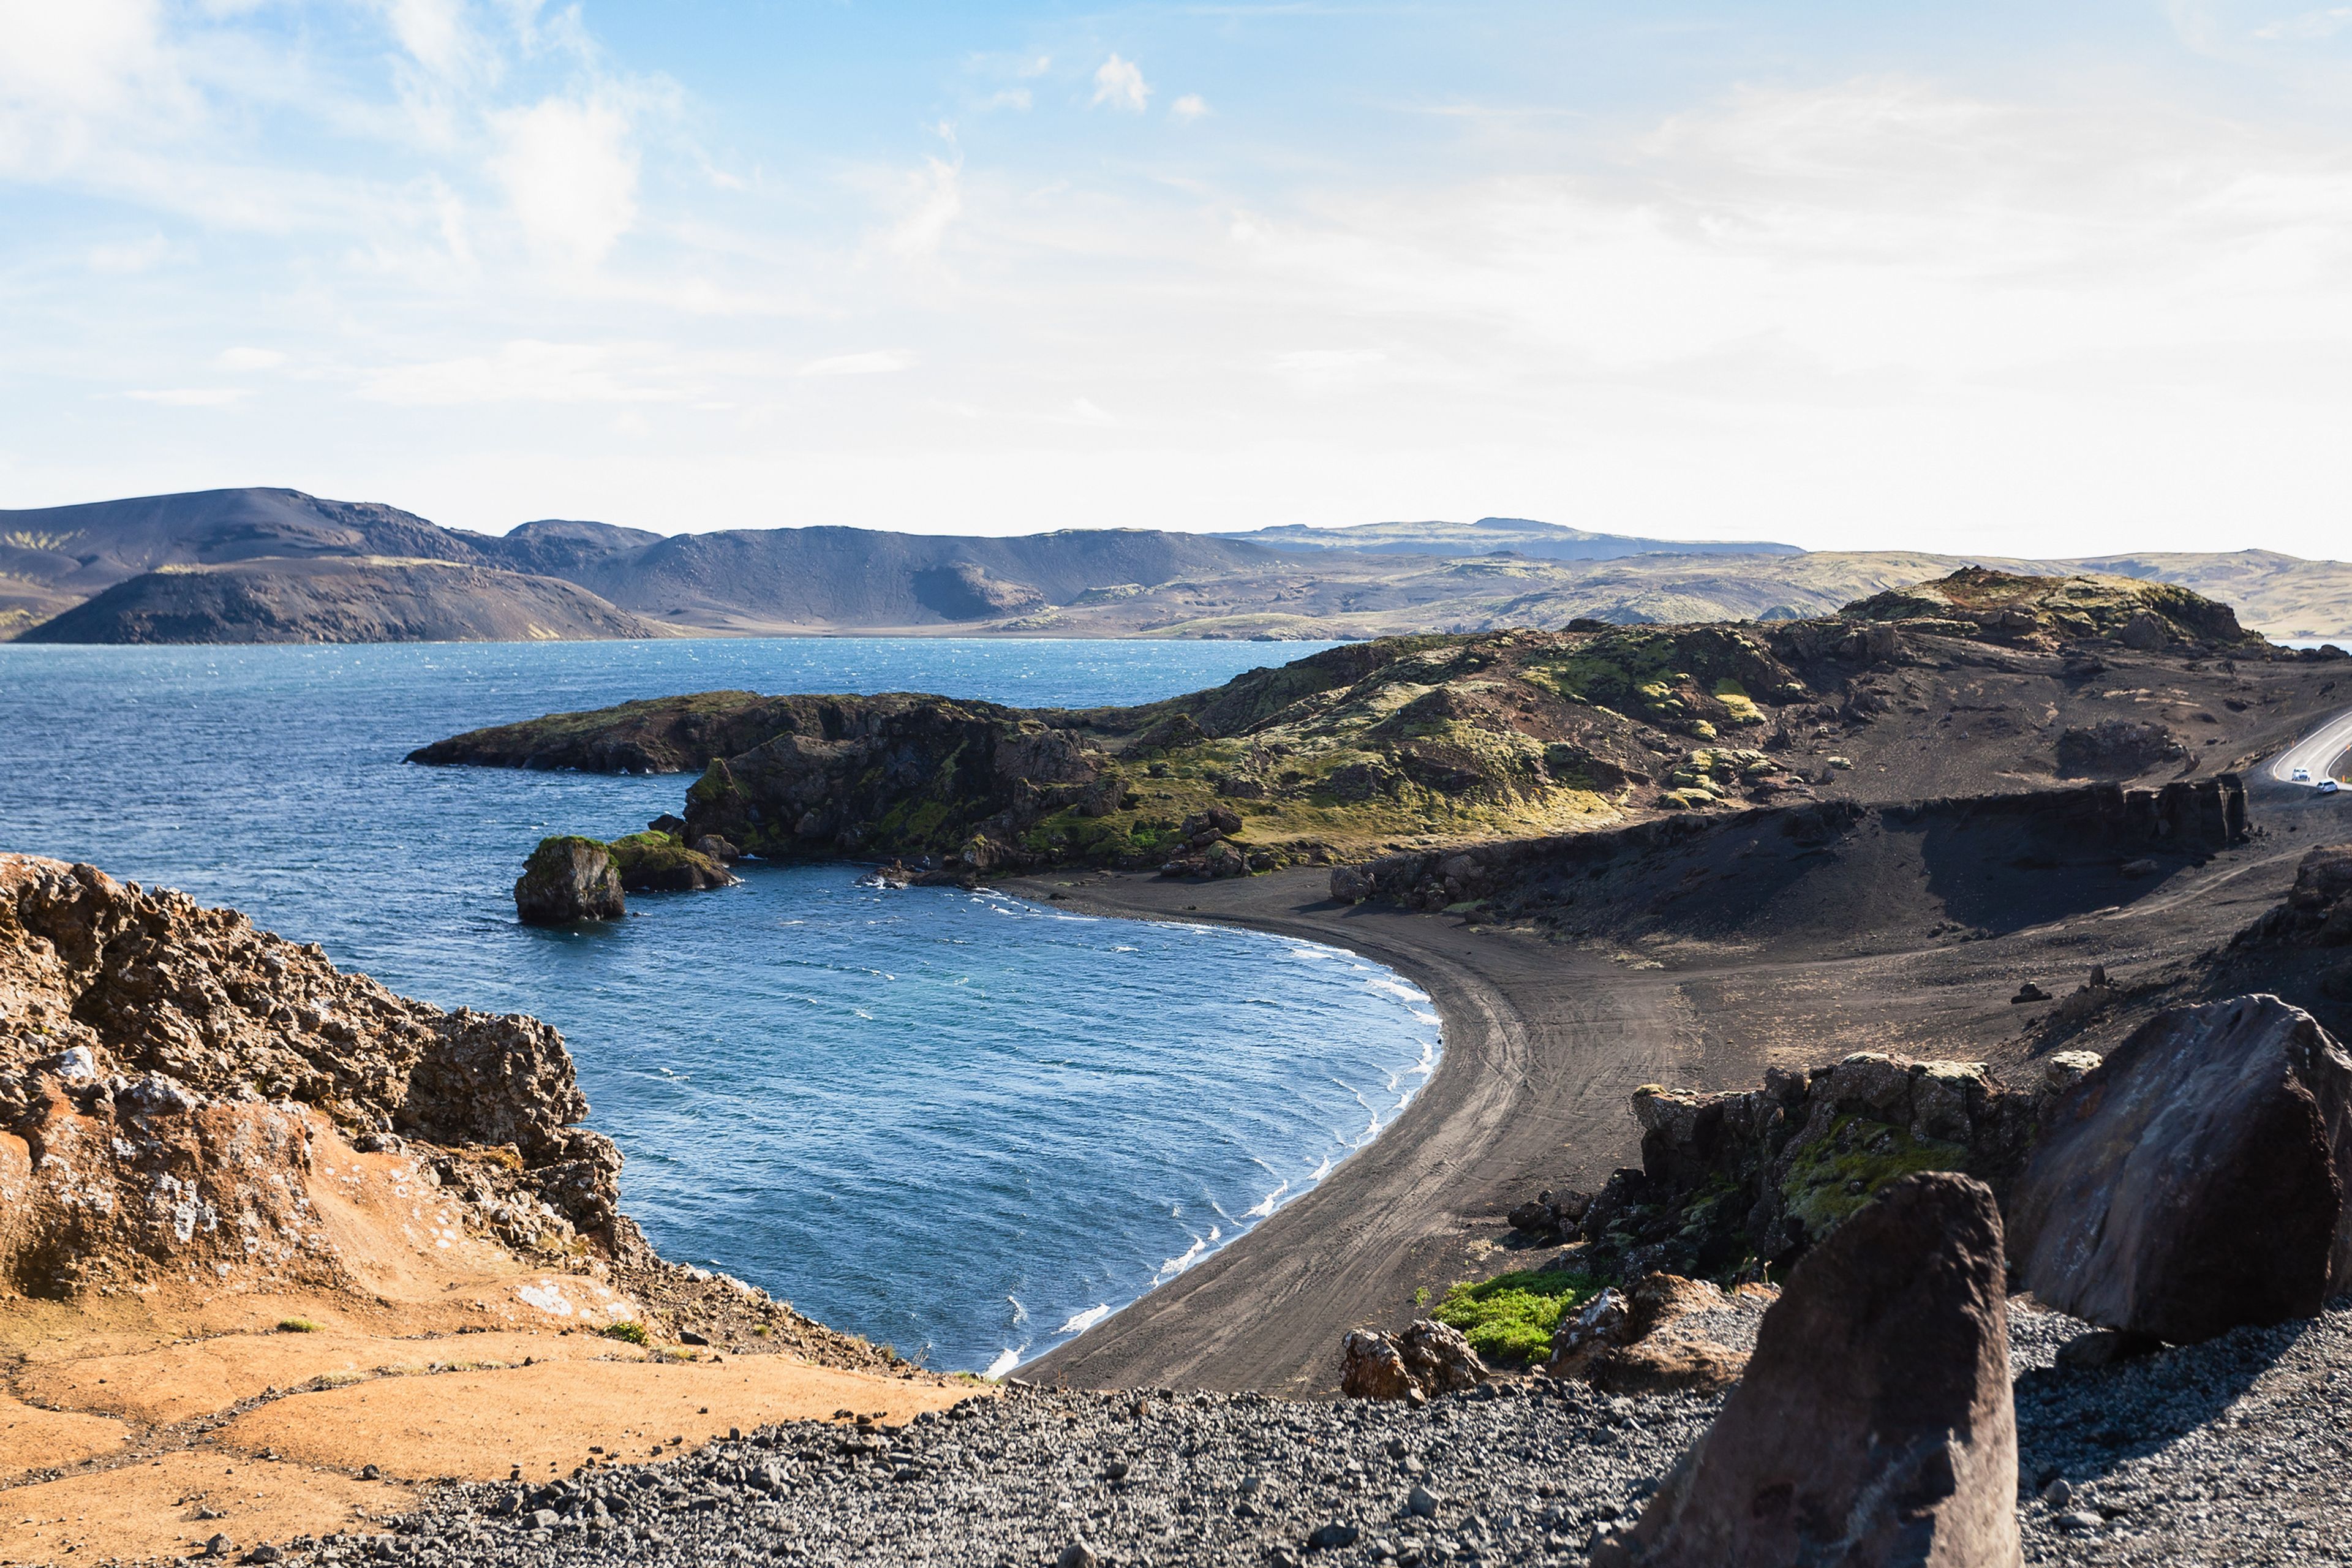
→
(0, 638, 1440, 1370)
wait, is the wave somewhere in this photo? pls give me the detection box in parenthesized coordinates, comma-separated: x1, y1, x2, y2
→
(1058, 1302, 1112, 1335)
(1157, 1235, 1207, 1279)
(1008, 1295, 1027, 1325)
(1244, 1180, 1290, 1219)
(982, 1345, 1027, 1379)
(1365, 976, 1428, 1003)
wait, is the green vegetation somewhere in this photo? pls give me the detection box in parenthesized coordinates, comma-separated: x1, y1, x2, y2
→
(276, 1317, 323, 1333)
(1430, 1267, 1600, 1362)
(1778, 1112, 1970, 1237)
(601, 1320, 650, 1346)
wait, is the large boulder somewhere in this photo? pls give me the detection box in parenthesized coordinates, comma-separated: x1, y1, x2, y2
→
(1597, 1174, 2018, 1568)
(2007, 994, 2352, 1344)
(1336, 1318, 1487, 1401)
(514, 837, 625, 925)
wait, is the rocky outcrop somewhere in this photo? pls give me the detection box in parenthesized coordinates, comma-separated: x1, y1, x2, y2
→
(606, 832, 738, 892)
(513, 837, 626, 925)
(2232, 843, 2352, 949)
(1840, 565, 2261, 652)
(0, 856, 627, 1294)
(2008, 995, 2352, 1344)
(2054, 720, 2187, 777)
(1338, 1318, 1487, 1401)
(1575, 1052, 2067, 1281)
(680, 697, 1125, 873)
(1596, 1174, 2020, 1568)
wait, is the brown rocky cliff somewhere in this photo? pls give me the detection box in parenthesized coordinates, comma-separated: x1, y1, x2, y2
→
(0, 855, 628, 1298)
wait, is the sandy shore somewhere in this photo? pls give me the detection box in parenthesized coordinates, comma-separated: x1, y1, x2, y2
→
(1005, 866, 1760, 1397)
(1008, 801, 2323, 1396)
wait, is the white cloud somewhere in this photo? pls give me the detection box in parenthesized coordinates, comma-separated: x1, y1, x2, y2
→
(1268, 349, 1388, 388)
(124, 386, 246, 407)
(1092, 55, 1150, 114)
(359, 340, 679, 405)
(1020, 55, 1052, 78)
(1170, 94, 1210, 124)
(379, 0, 479, 79)
(982, 88, 1033, 112)
(801, 350, 914, 377)
(87, 233, 175, 273)
(216, 346, 287, 371)
(488, 95, 639, 266)
(880, 156, 963, 262)
(2255, 7, 2352, 39)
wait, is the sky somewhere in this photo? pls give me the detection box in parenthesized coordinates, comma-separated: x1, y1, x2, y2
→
(2, 1, 2350, 556)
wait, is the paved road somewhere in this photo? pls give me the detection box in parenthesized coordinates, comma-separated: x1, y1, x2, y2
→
(2267, 708, 2352, 786)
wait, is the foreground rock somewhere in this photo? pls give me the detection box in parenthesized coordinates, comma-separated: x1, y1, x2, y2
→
(1598, 1174, 2019, 1568)
(514, 837, 627, 925)
(2008, 994, 2352, 1344)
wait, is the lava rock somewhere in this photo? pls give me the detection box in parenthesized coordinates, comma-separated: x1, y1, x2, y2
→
(1341, 1329, 1419, 1401)
(2008, 994, 2352, 1344)
(1597, 1172, 2019, 1567)
(514, 835, 625, 925)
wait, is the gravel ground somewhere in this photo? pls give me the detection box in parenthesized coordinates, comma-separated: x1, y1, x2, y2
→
(257, 1301, 2349, 1568)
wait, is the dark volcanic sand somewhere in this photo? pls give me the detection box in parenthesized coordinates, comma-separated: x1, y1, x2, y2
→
(1011, 771, 2352, 1396)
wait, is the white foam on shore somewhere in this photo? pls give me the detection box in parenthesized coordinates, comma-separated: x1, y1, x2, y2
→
(982, 1345, 1027, 1379)
(1058, 1303, 1112, 1335)
(1245, 1181, 1290, 1219)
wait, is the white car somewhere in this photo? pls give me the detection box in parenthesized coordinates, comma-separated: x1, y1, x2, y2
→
(2323, 779, 2342, 795)
(2294, 767, 2312, 782)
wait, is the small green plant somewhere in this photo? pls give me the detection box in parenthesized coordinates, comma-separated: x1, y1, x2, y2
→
(276, 1317, 323, 1334)
(1412, 1286, 1430, 1309)
(1430, 1268, 1599, 1363)
(601, 1320, 650, 1345)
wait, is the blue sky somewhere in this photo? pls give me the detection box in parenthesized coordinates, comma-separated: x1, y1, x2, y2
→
(3, 1, 2350, 554)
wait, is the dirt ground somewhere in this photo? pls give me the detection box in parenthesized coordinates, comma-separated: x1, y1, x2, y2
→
(0, 1110, 980, 1564)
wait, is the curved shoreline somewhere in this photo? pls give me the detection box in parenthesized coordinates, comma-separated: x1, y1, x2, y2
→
(1008, 867, 1746, 1397)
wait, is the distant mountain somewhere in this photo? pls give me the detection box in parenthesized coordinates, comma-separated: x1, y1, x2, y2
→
(18, 557, 663, 645)
(560, 526, 1275, 631)
(9, 487, 2352, 644)
(1215, 516, 1804, 560)
(0, 488, 476, 595)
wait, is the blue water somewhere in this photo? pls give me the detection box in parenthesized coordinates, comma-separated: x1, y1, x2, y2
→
(0, 639, 1440, 1373)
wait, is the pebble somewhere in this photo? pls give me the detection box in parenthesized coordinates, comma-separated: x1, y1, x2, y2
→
(256, 1300, 2352, 1568)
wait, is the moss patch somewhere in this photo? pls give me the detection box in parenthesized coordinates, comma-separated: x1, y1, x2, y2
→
(1430, 1267, 1600, 1362)
(1779, 1113, 1969, 1238)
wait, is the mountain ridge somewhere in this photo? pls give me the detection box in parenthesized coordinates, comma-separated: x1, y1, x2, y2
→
(10, 486, 2352, 643)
